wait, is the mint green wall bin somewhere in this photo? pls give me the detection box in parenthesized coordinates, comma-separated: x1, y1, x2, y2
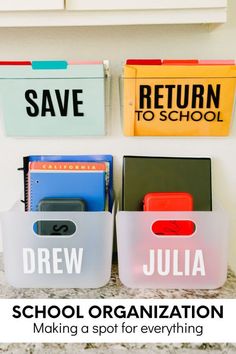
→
(0, 61, 110, 136)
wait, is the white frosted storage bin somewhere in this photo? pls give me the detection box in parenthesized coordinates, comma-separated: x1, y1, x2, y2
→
(1, 208, 113, 288)
(116, 210, 228, 289)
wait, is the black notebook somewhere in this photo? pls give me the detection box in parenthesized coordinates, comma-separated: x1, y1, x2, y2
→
(122, 156, 212, 211)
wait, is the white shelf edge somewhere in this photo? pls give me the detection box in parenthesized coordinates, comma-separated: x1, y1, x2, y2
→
(66, 0, 227, 11)
(0, 8, 227, 27)
(0, 0, 64, 11)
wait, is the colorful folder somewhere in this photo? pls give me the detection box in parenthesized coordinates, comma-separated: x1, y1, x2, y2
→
(123, 60, 236, 136)
(0, 60, 109, 136)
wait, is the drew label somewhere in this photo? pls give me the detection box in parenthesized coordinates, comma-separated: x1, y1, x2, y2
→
(25, 89, 84, 117)
(136, 84, 223, 123)
(23, 247, 83, 274)
(143, 249, 206, 277)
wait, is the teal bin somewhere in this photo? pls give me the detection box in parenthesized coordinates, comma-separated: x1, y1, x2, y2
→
(0, 61, 110, 136)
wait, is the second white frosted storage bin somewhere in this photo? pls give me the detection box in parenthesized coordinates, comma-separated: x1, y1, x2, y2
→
(1, 208, 113, 288)
(116, 210, 228, 289)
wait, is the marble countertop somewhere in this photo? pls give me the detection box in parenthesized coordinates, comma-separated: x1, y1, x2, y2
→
(1, 258, 236, 299)
(0, 255, 236, 352)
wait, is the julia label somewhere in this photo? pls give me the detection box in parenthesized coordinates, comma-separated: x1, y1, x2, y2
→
(143, 249, 206, 277)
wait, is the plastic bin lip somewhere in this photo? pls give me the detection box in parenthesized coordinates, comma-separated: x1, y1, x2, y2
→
(116, 201, 226, 214)
(121, 76, 236, 79)
(0, 59, 110, 76)
(0, 60, 110, 79)
(0, 76, 107, 80)
(121, 64, 236, 79)
(4, 210, 113, 216)
(117, 210, 224, 215)
(1, 201, 115, 215)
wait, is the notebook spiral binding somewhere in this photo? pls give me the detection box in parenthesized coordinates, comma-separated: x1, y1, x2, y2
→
(17, 167, 27, 207)
(23, 157, 30, 211)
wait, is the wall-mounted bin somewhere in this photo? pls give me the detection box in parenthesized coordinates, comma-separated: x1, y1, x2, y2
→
(116, 209, 228, 289)
(1, 205, 113, 288)
(122, 64, 236, 136)
(0, 60, 110, 136)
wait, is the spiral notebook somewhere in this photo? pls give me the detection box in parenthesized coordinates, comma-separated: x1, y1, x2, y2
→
(28, 161, 106, 212)
(22, 155, 113, 212)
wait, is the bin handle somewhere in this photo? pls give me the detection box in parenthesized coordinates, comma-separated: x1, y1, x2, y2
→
(33, 219, 77, 238)
(152, 220, 195, 237)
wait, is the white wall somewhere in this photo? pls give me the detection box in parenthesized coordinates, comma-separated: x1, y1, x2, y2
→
(0, 0, 236, 272)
